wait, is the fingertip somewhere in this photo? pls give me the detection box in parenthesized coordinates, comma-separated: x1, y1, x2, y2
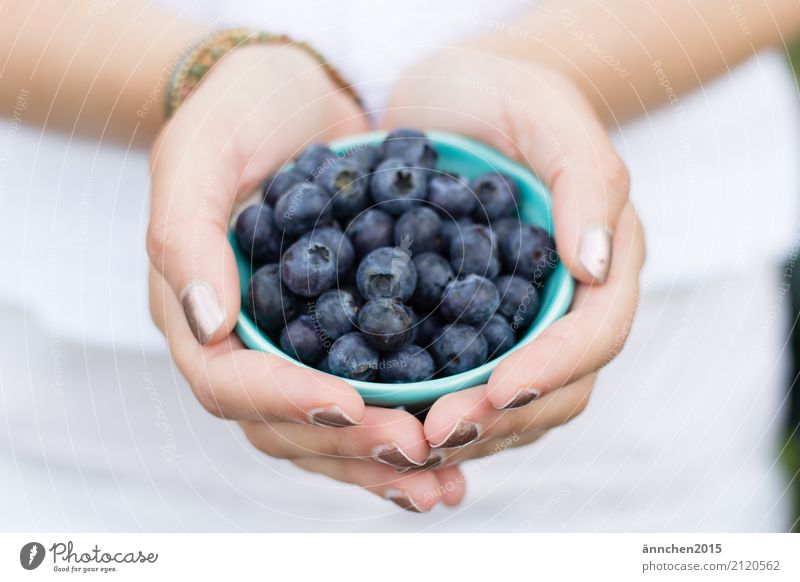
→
(180, 280, 227, 345)
(577, 225, 612, 284)
(298, 366, 367, 423)
(435, 465, 467, 506)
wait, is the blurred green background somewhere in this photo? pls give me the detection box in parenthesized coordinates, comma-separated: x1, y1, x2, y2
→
(784, 42, 800, 532)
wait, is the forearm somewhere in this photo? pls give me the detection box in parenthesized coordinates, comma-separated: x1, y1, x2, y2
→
(465, 0, 800, 123)
(0, 0, 201, 145)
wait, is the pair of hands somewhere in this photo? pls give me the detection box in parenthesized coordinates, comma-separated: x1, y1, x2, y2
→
(147, 44, 644, 513)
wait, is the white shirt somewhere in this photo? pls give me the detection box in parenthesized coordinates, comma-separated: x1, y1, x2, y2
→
(1, 0, 798, 351)
(0, 0, 796, 532)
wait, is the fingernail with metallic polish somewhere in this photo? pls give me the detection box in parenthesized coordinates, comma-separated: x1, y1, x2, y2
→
(372, 442, 424, 468)
(497, 388, 540, 410)
(383, 489, 425, 513)
(308, 405, 361, 428)
(579, 225, 612, 283)
(430, 420, 482, 449)
(395, 450, 447, 473)
(181, 281, 225, 345)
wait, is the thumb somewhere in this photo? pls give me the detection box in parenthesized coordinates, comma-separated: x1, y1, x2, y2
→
(515, 78, 630, 285)
(147, 120, 242, 345)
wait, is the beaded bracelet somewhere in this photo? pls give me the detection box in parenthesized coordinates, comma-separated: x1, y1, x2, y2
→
(165, 27, 361, 118)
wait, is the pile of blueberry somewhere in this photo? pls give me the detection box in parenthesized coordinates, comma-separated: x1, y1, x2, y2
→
(235, 129, 557, 383)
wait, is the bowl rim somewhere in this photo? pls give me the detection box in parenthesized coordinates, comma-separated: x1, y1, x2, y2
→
(233, 130, 575, 405)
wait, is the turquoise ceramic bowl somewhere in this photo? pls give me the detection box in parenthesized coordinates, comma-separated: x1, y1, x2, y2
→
(231, 130, 574, 406)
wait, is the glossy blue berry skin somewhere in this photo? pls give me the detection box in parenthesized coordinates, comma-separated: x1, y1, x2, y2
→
(328, 332, 380, 381)
(346, 209, 395, 259)
(498, 222, 558, 282)
(357, 298, 415, 350)
(490, 217, 522, 246)
(246, 263, 302, 333)
(280, 238, 338, 298)
(378, 344, 436, 383)
(344, 143, 381, 172)
(394, 207, 443, 255)
(235, 204, 282, 265)
(380, 128, 437, 169)
(356, 247, 418, 302)
(471, 172, 520, 222)
(494, 274, 540, 331)
(411, 252, 454, 312)
(370, 158, 428, 216)
(318, 355, 333, 374)
(280, 315, 326, 365)
(440, 274, 500, 326)
(293, 144, 337, 180)
(431, 323, 488, 376)
(318, 157, 371, 223)
(274, 182, 332, 237)
(312, 288, 359, 341)
(449, 224, 500, 279)
(238, 130, 564, 383)
(298, 226, 355, 279)
(482, 314, 516, 359)
(440, 217, 474, 250)
(263, 169, 307, 207)
(414, 312, 444, 349)
(428, 173, 476, 218)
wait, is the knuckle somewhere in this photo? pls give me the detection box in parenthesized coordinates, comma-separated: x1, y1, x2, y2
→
(244, 427, 294, 460)
(325, 435, 348, 460)
(192, 381, 225, 419)
(260, 441, 295, 460)
(565, 375, 597, 422)
(599, 156, 631, 199)
(145, 219, 170, 265)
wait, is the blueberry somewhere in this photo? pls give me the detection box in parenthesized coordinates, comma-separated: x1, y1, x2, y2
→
(414, 311, 444, 348)
(274, 182, 332, 236)
(346, 209, 395, 258)
(407, 309, 420, 345)
(357, 298, 415, 350)
(471, 172, 520, 222)
(490, 217, 521, 245)
(498, 223, 558, 282)
(431, 323, 488, 376)
(449, 224, 500, 278)
(378, 345, 435, 383)
(370, 158, 428, 216)
(280, 238, 337, 297)
(318, 355, 333, 374)
(344, 143, 381, 172)
(440, 274, 500, 326)
(411, 252, 454, 312)
(311, 288, 359, 341)
(394, 207, 443, 255)
(262, 169, 307, 207)
(380, 128, 437, 169)
(440, 217, 475, 251)
(317, 157, 371, 222)
(246, 264, 302, 332)
(328, 332, 379, 381)
(293, 144, 337, 180)
(280, 315, 326, 365)
(482, 314, 516, 358)
(235, 204, 281, 265)
(298, 226, 355, 279)
(428, 173, 476, 218)
(494, 274, 540, 331)
(356, 247, 417, 301)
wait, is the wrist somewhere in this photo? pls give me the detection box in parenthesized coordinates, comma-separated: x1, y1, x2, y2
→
(165, 29, 361, 120)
